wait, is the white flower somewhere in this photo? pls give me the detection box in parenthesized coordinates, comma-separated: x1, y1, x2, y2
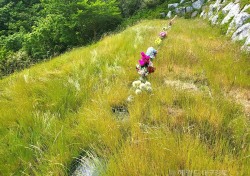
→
(132, 80, 141, 88)
(146, 86, 152, 92)
(145, 81, 151, 87)
(139, 83, 146, 90)
(135, 89, 142, 95)
(127, 95, 134, 102)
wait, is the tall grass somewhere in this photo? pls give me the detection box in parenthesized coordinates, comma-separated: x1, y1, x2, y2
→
(0, 18, 249, 175)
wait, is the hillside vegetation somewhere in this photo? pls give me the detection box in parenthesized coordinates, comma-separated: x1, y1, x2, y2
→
(0, 0, 172, 77)
(0, 18, 249, 175)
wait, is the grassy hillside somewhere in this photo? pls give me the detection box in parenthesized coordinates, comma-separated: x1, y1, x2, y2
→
(0, 18, 249, 175)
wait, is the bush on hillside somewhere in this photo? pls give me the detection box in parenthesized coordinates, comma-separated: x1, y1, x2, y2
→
(0, 50, 32, 77)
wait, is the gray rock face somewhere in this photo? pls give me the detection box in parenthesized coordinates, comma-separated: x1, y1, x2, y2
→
(227, 12, 250, 34)
(242, 36, 250, 51)
(221, 3, 240, 25)
(204, 0, 240, 21)
(231, 23, 250, 41)
(192, 0, 204, 10)
(207, 11, 214, 19)
(209, 0, 224, 13)
(180, 0, 185, 4)
(245, 35, 250, 45)
(167, 11, 172, 18)
(200, 0, 250, 52)
(186, 6, 193, 13)
(191, 11, 198, 18)
(215, 0, 223, 6)
(207, 4, 218, 19)
(209, 3, 217, 12)
(175, 7, 186, 15)
(211, 15, 219, 25)
(242, 4, 250, 12)
(207, 0, 225, 26)
(200, 10, 206, 17)
(222, 2, 235, 14)
(168, 3, 179, 9)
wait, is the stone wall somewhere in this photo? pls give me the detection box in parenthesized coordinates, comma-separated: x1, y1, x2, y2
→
(200, 0, 250, 52)
(164, 0, 250, 52)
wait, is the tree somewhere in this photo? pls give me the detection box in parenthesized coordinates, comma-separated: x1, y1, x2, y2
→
(0, 0, 42, 36)
(0, 0, 123, 75)
(117, 0, 142, 17)
(76, 0, 122, 41)
(24, 0, 122, 59)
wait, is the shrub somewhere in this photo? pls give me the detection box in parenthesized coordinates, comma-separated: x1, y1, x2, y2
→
(0, 32, 24, 52)
(0, 50, 32, 76)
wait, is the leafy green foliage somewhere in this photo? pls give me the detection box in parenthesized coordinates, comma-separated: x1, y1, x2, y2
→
(119, 1, 170, 28)
(0, 0, 124, 76)
(76, 0, 122, 41)
(0, 1, 42, 35)
(24, 14, 73, 59)
(118, 0, 142, 17)
(240, 0, 250, 9)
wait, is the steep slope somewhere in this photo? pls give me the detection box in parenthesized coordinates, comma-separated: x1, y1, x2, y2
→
(0, 19, 249, 175)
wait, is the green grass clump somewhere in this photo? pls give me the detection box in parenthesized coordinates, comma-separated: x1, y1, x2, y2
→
(240, 0, 250, 9)
(0, 18, 249, 175)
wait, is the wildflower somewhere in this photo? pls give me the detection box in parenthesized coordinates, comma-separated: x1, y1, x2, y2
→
(139, 83, 146, 90)
(138, 52, 150, 66)
(159, 31, 167, 38)
(132, 80, 141, 88)
(135, 89, 142, 95)
(155, 38, 162, 45)
(147, 65, 155, 73)
(145, 81, 151, 87)
(146, 47, 157, 60)
(136, 65, 149, 77)
(127, 95, 134, 102)
(136, 52, 155, 77)
(146, 86, 152, 92)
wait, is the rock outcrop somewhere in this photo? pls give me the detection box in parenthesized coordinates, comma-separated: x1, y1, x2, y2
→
(227, 12, 250, 34)
(163, 0, 250, 52)
(168, 3, 179, 9)
(221, 3, 240, 25)
(201, 0, 250, 52)
(192, 0, 205, 10)
(232, 23, 250, 41)
(167, 0, 205, 17)
(242, 36, 250, 51)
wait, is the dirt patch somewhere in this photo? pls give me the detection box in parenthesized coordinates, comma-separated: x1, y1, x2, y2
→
(228, 88, 250, 118)
(167, 107, 185, 118)
(164, 79, 199, 91)
(111, 104, 129, 119)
